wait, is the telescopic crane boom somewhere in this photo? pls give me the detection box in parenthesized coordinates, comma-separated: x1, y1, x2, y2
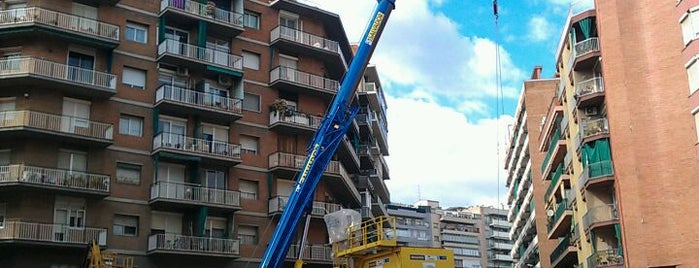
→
(258, 1, 396, 267)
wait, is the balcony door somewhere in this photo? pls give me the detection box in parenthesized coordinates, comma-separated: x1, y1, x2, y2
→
(61, 98, 91, 134)
(53, 196, 86, 242)
(201, 125, 228, 154)
(279, 55, 297, 82)
(203, 85, 230, 109)
(205, 217, 227, 239)
(164, 28, 189, 55)
(206, 38, 230, 66)
(67, 51, 95, 84)
(72, 3, 98, 33)
(279, 13, 300, 41)
(158, 72, 189, 102)
(158, 119, 186, 148)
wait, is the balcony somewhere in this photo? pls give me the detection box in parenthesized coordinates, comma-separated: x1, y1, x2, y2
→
(270, 25, 345, 74)
(0, 164, 109, 196)
(489, 241, 513, 251)
(583, 204, 618, 233)
(157, 39, 243, 77)
(573, 37, 600, 71)
(358, 82, 388, 118)
(268, 196, 342, 217)
(0, 110, 113, 146)
(371, 111, 389, 153)
(286, 244, 332, 263)
(575, 77, 605, 107)
(147, 233, 240, 258)
(159, 0, 244, 38)
(337, 136, 360, 173)
(268, 152, 360, 205)
(150, 181, 241, 211)
(550, 235, 577, 268)
(269, 109, 323, 135)
(547, 199, 572, 239)
(155, 85, 243, 124)
(0, 220, 107, 247)
(490, 253, 513, 262)
(579, 160, 614, 193)
(545, 164, 567, 202)
(487, 230, 510, 239)
(0, 7, 119, 48)
(152, 133, 242, 165)
(490, 219, 512, 228)
(580, 117, 609, 145)
(0, 57, 117, 98)
(541, 128, 566, 178)
(586, 249, 623, 268)
(269, 66, 339, 99)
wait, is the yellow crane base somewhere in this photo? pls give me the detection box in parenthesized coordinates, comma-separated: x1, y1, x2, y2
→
(343, 247, 454, 268)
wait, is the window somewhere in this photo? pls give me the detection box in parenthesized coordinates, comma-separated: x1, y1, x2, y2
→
(689, 59, 699, 94)
(113, 214, 138, 237)
(239, 180, 258, 200)
(0, 203, 5, 228)
(243, 10, 260, 29)
(0, 149, 10, 165)
(682, 10, 699, 45)
(242, 51, 260, 70)
(694, 112, 699, 142)
(122, 67, 146, 89)
(62, 98, 90, 129)
(54, 196, 86, 229)
(240, 135, 259, 154)
(116, 162, 141, 185)
(238, 225, 258, 245)
(119, 115, 143, 137)
(125, 22, 148, 44)
(204, 169, 226, 190)
(205, 217, 227, 238)
(58, 150, 87, 172)
(242, 92, 260, 112)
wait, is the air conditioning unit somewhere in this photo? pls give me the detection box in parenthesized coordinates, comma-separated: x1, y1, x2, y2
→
(176, 67, 189, 77)
(584, 106, 599, 116)
(218, 75, 232, 86)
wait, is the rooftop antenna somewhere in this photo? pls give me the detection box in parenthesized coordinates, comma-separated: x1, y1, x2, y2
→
(417, 185, 422, 201)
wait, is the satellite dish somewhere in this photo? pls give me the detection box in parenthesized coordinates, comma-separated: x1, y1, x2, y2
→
(546, 209, 554, 217)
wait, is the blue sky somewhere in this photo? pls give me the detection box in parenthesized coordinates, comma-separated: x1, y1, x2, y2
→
(311, 0, 573, 208)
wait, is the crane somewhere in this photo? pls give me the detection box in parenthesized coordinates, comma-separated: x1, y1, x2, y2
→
(258, 1, 396, 268)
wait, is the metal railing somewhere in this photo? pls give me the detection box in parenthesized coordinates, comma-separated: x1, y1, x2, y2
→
(269, 66, 339, 92)
(545, 164, 565, 201)
(0, 220, 107, 245)
(0, 56, 117, 91)
(550, 235, 574, 264)
(0, 164, 110, 193)
(333, 216, 397, 257)
(160, 0, 243, 27)
(581, 117, 609, 140)
(268, 196, 342, 216)
(148, 233, 240, 255)
(547, 199, 570, 232)
(156, 85, 242, 114)
(150, 181, 241, 207)
(575, 77, 604, 99)
(579, 160, 614, 187)
(270, 25, 339, 54)
(587, 249, 623, 268)
(269, 109, 323, 129)
(0, 110, 113, 141)
(582, 204, 618, 231)
(287, 244, 333, 261)
(541, 128, 562, 174)
(153, 132, 241, 159)
(268, 152, 340, 174)
(0, 7, 119, 41)
(158, 39, 243, 70)
(575, 37, 599, 58)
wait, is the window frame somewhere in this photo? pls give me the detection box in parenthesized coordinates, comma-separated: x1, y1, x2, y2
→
(242, 51, 260, 70)
(113, 214, 139, 237)
(122, 66, 147, 90)
(237, 225, 258, 245)
(239, 179, 258, 200)
(125, 22, 148, 44)
(243, 10, 260, 29)
(242, 92, 261, 112)
(119, 115, 144, 137)
(116, 162, 142, 185)
(239, 135, 259, 155)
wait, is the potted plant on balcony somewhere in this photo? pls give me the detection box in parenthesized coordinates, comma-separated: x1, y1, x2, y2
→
(270, 99, 289, 116)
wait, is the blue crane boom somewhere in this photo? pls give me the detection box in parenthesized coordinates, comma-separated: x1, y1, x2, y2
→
(258, 1, 396, 267)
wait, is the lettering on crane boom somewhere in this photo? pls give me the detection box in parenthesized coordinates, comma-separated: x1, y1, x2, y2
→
(365, 12, 385, 46)
(296, 143, 320, 191)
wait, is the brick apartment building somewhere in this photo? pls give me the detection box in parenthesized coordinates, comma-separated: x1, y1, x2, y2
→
(0, 0, 391, 267)
(508, 0, 699, 267)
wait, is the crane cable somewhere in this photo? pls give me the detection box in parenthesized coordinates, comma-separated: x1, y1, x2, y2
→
(493, 0, 505, 209)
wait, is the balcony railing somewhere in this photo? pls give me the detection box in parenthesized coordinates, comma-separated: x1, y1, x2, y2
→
(575, 77, 604, 99)
(148, 233, 240, 256)
(579, 160, 614, 187)
(541, 128, 562, 173)
(268, 152, 340, 174)
(0, 57, 117, 91)
(583, 204, 618, 231)
(0, 164, 110, 193)
(269, 66, 339, 92)
(548, 199, 569, 232)
(150, 181, 241, 207)
(581, 117, 609, 140)
(153, 132, 241, 160)
(0, 220, 107, 246)
(586, 249, 623, 268)
(0, 7, 120, 41)
(268, 196, 342, 216)
(160, 0, 243, 27)
(545, 164, 565, 201)
(0, 110, 114, 141)
(158, 39, 243, 70)
(550, 235, 574, 264)
(270, 25, 339, 54)
(575, 37, 599, 58)
(156, 85, 242, 114)
(269, 110, 323, 129)
(287, 244, 332, 261)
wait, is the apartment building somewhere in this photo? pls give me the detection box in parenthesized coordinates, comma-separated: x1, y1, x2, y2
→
(384, 202, 436, 248)
(521, 0, 699, 267)
(0, 0, 391, 267)
(504, 67, 559, 268)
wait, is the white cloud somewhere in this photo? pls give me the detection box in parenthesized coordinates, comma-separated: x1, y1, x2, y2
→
(528, 16, 554, 42)
(383, 95, 513, 208)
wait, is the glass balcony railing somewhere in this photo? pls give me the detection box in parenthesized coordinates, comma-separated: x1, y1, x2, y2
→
(270, 25, 340, 54)
(160, 0, 243, 27)
(0, 164, 110, 193)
